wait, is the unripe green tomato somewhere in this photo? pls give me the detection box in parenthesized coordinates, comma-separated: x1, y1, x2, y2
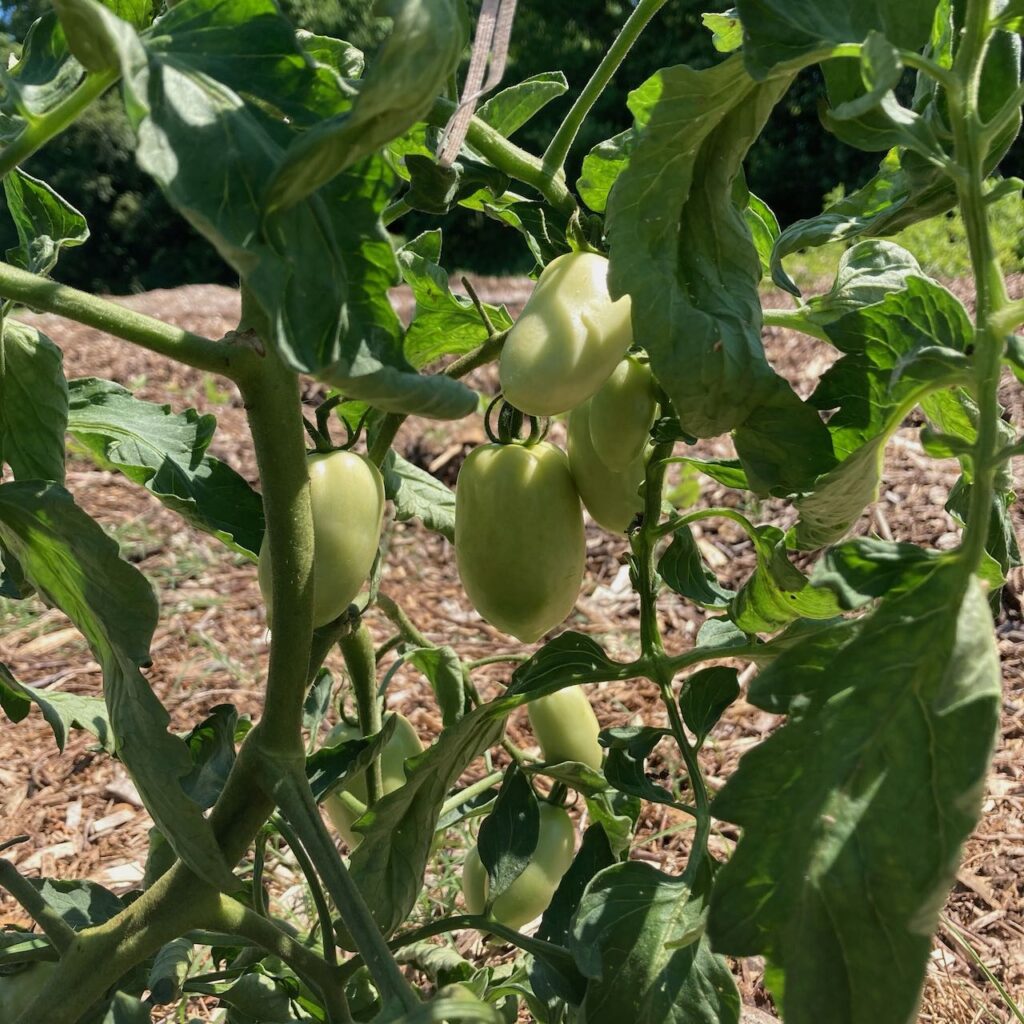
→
(567, 400, 645, 533)
(588, 355, 657, 471)
(499, 251, 633, 416)
(0, 962, 58, 1018)
(461, 803, 576, 930)
(455, 441, 585, 643)
(323, 712, 423, 848)
(259, 450, 385, 629)
(526, 685, 603, 769)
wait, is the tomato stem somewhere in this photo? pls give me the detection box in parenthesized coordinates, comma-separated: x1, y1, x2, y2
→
(339, 623, 384, 807)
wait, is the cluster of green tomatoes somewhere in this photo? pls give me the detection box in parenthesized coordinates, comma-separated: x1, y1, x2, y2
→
(257, 252, 653, 930)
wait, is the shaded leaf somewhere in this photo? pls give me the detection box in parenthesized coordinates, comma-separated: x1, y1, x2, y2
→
(180, 704, 244, 811)
(146, 937, 193, 1006)
(606, 56, 794, 437)
(679, 667, 740, 744)
(405, 645, 465, 726)
(0, 13, 82, 122)
(0, 320, 68, 484)
(0, 661, 112, 752)
(266, 0, 466, 210)
(709, 568, 1001, 1024)
(3, 170, 88, 276)
(33, 877, 123, 929)
(306, 716, 396, 804)
(571, 861, 740, 1023)
(0, 481, 237, 892)
(98, 991, 152, 1023)
(601, 726, 676, 806)
(658, 526, 736, 610)
(381, 449, 456, 542)
(67, 377, 264, 559)
(478, 765, 539, 903)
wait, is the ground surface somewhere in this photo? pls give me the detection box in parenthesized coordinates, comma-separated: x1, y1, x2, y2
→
(0, 278, 1022, 1023)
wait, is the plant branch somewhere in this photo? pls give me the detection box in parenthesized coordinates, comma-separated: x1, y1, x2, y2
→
(0, 859, 76, 954)
(339, 623, 383, 806)
(268, 768, 421, 1015)
(0, 69, 118, 180)
(211, 894, 350, 1024)
(272, 815, 338, 966)
(761, 307, 832, 342)
(0, 261, 244, 378)
(542, 0, 669, 173)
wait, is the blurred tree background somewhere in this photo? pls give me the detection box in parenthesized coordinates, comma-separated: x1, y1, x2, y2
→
(0, 1, 1019, 291)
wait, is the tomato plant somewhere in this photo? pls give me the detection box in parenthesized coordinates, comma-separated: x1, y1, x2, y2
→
(0, 0, 1020, 1022)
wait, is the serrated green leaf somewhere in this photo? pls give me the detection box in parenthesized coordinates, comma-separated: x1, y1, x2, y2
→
(381, 449, 457, 542)
(66, 378, 264, 559)
(296, 29, 364, 79)
(0, 13, 82, 122)
(658, 526, 735, 610)
(3, 170, 89, 276)
(0, 661, 112, 752)
(266, 0, 466, 210)
(505, 632, 624, 699)
(397, 230, 512, 367)
(678, 666, 740, 743)
(606, 56, 794, 438)
(33, 877, 124, 929)
(0, 320, 68, 484)
(601, 726, 676, 806)
(476, 72, 569, 138)
(0, 481, 237, 893)
(571, 861, 740, 1023)
(735, 0, 939, 78)
(709, 568, 1000, 1024)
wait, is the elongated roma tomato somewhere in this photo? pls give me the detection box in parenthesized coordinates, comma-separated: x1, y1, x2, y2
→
(455, 442, 585, 643)
(259, 450, 385, 628)
(499, 252, 633, 415)
(527, 685, 603, 769)
(461, 802, 575, 929)
(588, 355, 657, 471)
(323, 712, 423, 848)
(567, 399, 645, 533)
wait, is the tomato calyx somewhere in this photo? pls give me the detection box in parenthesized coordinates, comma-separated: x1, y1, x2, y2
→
(484, 395, 550, 447)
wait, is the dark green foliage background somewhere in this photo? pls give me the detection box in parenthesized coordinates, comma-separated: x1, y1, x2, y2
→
(0, 0, 1017, 290)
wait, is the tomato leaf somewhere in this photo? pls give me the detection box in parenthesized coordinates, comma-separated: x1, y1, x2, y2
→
(32, 877, 124, 929)
(66, 378, 264, 560)
(381, 450, 456, 543)
(69, 0, 476, 419)
(0, 12, 82, 123)
(571, 861, 741, 1023)
(3, 169, 88, 276)
(606, 56, 794, 438)
(702, 9, 743, 53)
(708, 568, 1001, 1024)
(601, 726, 677, 807)
(810, 537, 947, 610)
(735, 0, 939, 78)
(0, 481, 238, 893)
(530, 825, 615, 1007)
(346, 704, 506, 939)
(404, 645, 465, 726)
(179, 704, 246, 811)
(146, 937, 193, 1007)
(478, 765, 540, 904)
(265, 0, 466, 210)
(729, 525, 843, 634)
(0, 661, 112, 752)
(306, 716, 397, 804)
(506, 632, 625, 699)
(476, 72, 569, 139)
(0, 320, 68, 485)
(792, 276, 972, 548)
(97, 992, 152, 1024)
(397, 231, 512, 368)
(678, 666, 740, 744)
(658, 526, 736, 610)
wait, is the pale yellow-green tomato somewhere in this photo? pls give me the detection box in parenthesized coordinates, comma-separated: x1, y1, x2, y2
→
(259, 450, 385, 629)
(567, 399, 645, 533)
(527, 685, 603, 769)
(323, 712, 423, 848)
(455, 441, 585, 643)
(461, 803, 576, 930)
(499, 252, 633, 416)
(588, 355, 658, 471)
